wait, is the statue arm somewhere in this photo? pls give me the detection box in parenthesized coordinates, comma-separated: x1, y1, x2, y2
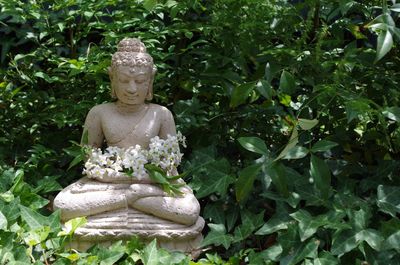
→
(82, 106, 104, 148)
(159, 107, 177, 139)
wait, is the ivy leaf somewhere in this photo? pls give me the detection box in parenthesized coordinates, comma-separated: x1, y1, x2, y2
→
(195, 159, 235, 199)
(310, 155, 331, 200)
(290, 209, 328, 241)
(238, 137, 269, 155)
(314, 251, 339, 265)
(377, 185, 400, 217)
(201, 223, 233, 249)
(19, 205, 48, 230)
(311, 140, 338, 153)
(384, 230, 400, 250)
(331, 230, 358, 255)
(287, 239, 319, 265)
(376, 30, 393, 62)
(57, 217, 87, 236)
(355, 229, 383, 251)
(0, 211, 7, 230)
(235, 163, 262, 202)
(230, 82, 256, 108)
(141, 239, 159, 265)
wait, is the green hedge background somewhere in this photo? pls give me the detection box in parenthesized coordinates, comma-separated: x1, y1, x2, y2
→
(2, 0, 400, 264)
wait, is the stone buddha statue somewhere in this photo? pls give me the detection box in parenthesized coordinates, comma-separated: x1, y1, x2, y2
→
(53, 38, 204, 253)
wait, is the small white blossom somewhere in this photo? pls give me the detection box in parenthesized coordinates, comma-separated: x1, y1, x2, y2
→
(83, 132, 186, 180)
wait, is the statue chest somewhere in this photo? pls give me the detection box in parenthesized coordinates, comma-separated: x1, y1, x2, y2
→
(101, 110, 161, 148)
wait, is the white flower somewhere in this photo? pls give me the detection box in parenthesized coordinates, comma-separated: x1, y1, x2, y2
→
(82, 132, 186, 180)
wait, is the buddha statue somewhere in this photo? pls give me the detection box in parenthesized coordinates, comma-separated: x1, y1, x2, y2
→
(53, 38, 204, 253)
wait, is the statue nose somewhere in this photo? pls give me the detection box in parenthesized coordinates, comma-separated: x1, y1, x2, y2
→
(127, 81, 137, 93)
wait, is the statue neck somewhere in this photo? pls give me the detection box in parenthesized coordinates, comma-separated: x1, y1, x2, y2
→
(115, 101, 148, 113)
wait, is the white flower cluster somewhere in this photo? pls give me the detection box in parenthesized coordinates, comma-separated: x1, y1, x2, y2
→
(83, 132, 186, 180)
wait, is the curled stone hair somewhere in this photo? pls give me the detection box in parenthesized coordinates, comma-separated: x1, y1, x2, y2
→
(111, 38, 154, 70)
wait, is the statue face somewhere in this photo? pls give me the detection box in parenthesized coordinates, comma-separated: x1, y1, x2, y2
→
(111, 66, 152, 105)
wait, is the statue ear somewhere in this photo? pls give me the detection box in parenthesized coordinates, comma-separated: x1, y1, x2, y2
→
(108, 67, 117, 99)
(146, 66, 157, 101)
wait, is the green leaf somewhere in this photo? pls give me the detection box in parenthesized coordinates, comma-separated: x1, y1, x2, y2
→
(201, 223, 233, 249)
(256, 80, 274, 100)
(384, 230, 400, 250)
(288, 239, 319, 265)
(391, 3, 400, 12)
(331, 230, 358, 255)
(194, 159, 235, 199)
(141, 239, 158, 265)
(314, 251, 339, 265)
(310, 155, 331, 200)
(238, 137, 269, 155)
(275, 127, 298, 161)
(345, 100, 370, 123)
(298, 118, 319, 130)
(57, 217, 87, 236)
(279, 70, 296, 95)
(382, 106, 400, 122)
(377, 185, 400, 217)
(0, 211, 7, 230)
(256, 215, 290, 235)
(376, 30, 393, 62)
(18, 205, 48, 230)
(355, 229, 383, 251)
(230, 82, 256, 108)
(311, 140, 338, 153)
(235, 163, 262, 202)
(282, 145, 308, 160)
(264, 62, 272, 83)
(265, 162, 289, 197)
(290, 209, 328, 241)
(143, 0, 158, 11)
(248, 245, 283, 263)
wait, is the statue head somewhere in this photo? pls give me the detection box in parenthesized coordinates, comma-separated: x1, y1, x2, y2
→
(109, 38, 156, 103)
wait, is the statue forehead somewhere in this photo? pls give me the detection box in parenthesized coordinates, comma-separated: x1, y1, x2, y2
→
(113, 65, 151, 76)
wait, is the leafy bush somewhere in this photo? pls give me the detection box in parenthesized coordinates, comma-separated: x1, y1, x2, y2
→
(2, 0, 400, 264)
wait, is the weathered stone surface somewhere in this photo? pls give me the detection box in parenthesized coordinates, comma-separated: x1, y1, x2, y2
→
(53, 38, 204, 253)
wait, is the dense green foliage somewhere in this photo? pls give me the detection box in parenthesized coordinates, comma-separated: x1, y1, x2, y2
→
(2, 0, 400, 264)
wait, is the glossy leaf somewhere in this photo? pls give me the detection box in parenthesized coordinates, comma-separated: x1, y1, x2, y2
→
(201, 223, 233, 249)
(298, 118, 319, 130)
(235, 163, 262, 202)
(376, 30, 393, 62)
(265, 162, 289, 197)
(382, 106, 400, 122)
(238, 137, 269, 155)
(230, 82, 256, 108)
(279, 70, 296, 94)
(311, 140, 338, 153)
(282, 145, 308, 160)
(377, 185, 400, 217)
(141, 239, 159, 265)
(310, 155, 331, 200)
(275, 127, 298, 161)
(0, 211, 7, 230)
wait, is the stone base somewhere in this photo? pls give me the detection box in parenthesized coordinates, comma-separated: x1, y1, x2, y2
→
(67, 208, 204, 254)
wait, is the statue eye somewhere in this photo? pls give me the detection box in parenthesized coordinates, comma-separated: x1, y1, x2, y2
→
(119, 78, 129, 83)
(136, 78, 146, 84)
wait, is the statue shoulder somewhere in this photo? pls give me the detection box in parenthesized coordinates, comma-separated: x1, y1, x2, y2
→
(148, 103, 173, 117)
(86, 103, 115, 118)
